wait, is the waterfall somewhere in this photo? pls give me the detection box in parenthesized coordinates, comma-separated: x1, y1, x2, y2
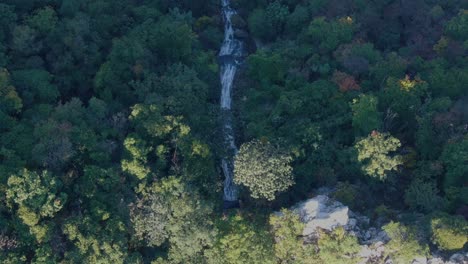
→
(219, 0, 244, 208)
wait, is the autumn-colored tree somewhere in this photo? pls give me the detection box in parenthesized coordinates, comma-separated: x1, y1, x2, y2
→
(332, 71, 360, 92)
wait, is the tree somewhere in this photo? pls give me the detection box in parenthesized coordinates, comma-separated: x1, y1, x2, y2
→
(369, 53, 407, 87)
(247, 51, 287, 85)
(26, 6, 58, 34)
(62, 216, 129, 264)
(445, 11, 468, 41)
(0, 69, 22, 115)
(132, 63, 209, 124)
(31, 119, 75, 170)
(404, 179, 446, 213)
(332, 71, 360, 92)
(302, 17, 354, 53)
(6, 169, 67, 242)
(121, 104, 194, 183)
(383, 222, 429, 263)
(131, 176, 216, 263)
(351, 94, 382, 137)
(431, 214, 468, 251)
(0, 4, 17, 42)
(205, 214, 274, 264)
(441, 139, 468, 193)
(248, 1, 289, 41)
(317, 227, 360, 264)
(355, 132, 402, 180)
(270, 209, 318, 264)
(11, 69, 59, 105)
(234, 139, 294, 201)
(10, 25, 42, 56)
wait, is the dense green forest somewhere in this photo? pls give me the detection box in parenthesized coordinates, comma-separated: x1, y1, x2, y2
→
(0, 0, 467, 263)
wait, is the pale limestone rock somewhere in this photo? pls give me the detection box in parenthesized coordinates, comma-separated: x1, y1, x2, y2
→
(428, 257, 445, 264)
(293, 195, 349, 237)
(448, 253, 468, 264)
(413, 257, 428, 264)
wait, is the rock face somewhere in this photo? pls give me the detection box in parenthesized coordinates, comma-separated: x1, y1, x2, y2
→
(448, 253, 468, 264)
(288, 195, 468, 264)
(293, 195, 349, 237)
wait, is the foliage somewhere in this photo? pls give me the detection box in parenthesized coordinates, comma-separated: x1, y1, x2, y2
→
(234, 139, 294, 201)
(248, 1, 289, 41)
(440, 139, 468, 193)
(355, 132, 403, 180)
(0, 69, 22, 115)
(404, 179, 446, 213)
(132, 176, 216, 263)
(6, 169, 66, 242)
(445, 10, 468, 41)
(351, 94, 382, 137)
(383, 222, 429, 263)
(332, 182, 360, 210)
(205, 214, 274, 264)
(303, 17, 354, 53)
(270, 209, 318, 264)
(431, 214, 468, 251)
(317, 227, 361, 264)
(0, 0, 467, 261)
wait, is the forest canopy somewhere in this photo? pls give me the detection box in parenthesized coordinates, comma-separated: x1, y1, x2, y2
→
(0, 0, 467, 263)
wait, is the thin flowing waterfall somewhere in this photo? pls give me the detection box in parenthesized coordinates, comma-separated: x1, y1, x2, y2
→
(219, 0, 244, 208)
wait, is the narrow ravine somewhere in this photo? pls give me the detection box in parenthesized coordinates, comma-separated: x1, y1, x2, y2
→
(219, 0, 244, 209)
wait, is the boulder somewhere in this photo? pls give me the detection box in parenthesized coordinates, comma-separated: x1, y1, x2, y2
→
(357, 242, 386, 264)
(283, 194, 467, 264)
(427, 257, 445, 264)
(448, 253, 468, 264)
(413, 257, 428, 264)
(293, 195, 349, 237)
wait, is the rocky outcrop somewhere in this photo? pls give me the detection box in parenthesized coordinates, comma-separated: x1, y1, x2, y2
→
(293, 195, 349, 237)
(286, 195, 468, 264)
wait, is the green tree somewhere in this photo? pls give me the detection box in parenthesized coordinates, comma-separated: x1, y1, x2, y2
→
(234, 139, 294, 201)
(132, 176, 216, 263)
(248, 1, 289, 41)
(351, 94, 382, 137)
(270, 209, 318, 264)
(441, 139, 468, 193)
(205, 214, 274, 264)
(431, 214, 468, 251)
(62, 216, 129, 264)
(11, 69, 59, 105)
(26, 6, 58, 34)
(247, 51, 287, 85)
(302, 17, 354, 53)
(6, 169, 67, 242)
(445, 10, 468, 41)
(0, 69, 22, 115)
(404, 179, 446, 213)
(355, 132, 403, 180)
(0, 4, 17, 42)
(317, 227, 360, 264)
(10, 25, 41, 56)
(383, 222, 429, 263)
(121, 104, 190, 180)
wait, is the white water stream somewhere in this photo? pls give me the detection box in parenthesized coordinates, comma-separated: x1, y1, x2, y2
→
(219, 0, 244, 206)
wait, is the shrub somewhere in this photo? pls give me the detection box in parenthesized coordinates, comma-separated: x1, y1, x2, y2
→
(431, 214, 468, 251)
